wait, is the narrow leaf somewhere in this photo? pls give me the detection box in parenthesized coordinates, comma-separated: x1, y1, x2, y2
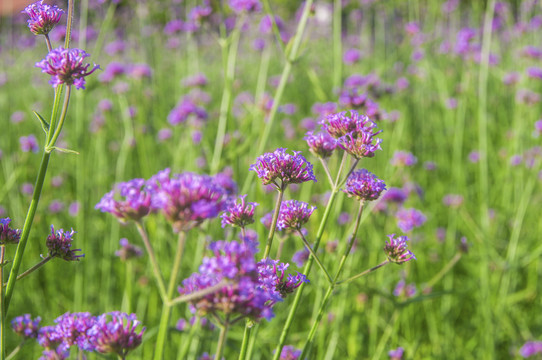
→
(50, 146, 79, 155)
(33, 111, 50, 133)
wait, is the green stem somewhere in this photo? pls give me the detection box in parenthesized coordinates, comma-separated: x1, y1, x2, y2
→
(261, 0, 286, 54)
(296, 230, 332, 284)
(332, 0, 342, 89)
(240, 0, 314, 194)
(64, 0, 74, 49)
(3, 256, 52, 286)
(215, 318, 230, 360)
(210, 14, 245, 173)
(169, 280, 230, 306)
(238, 321, 252, 360)
(423, 253, 462, 291)
(154, 232, 186, 360)
(299, 201, 365, 359)
(46, 85, 72, 151)
(44, 34, 52, 52)
(178, 316, 200, 360)
(134, 221, 167, 301)
(1, 246, 5, 360)
(5, 341, 24, 360)
(337, 260, 389, 285)
(262, 188, 284, 259)
(272, 153, 348, 360)
(318, 157, 334, 187)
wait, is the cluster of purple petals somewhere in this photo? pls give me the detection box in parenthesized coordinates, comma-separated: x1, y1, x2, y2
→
(338, 89, 383, 120)
(86, 312, 144, 357)
(178, 240, 274, 321)
(221, 195, 258, 228)
(11, 314, 41, 339)
(304, 131, 337, 158)
(395, 208, 427, 232)
(393, 279, 417, 298)
(0, 218, 21, 245)
(115, 238, 143, 261)
(388, 346, 404, 359)
(35, 311, 144, 358)
(520, 341, 542, 358)
(189, 2, 212, 24)
(22, 0, 64, 35)
(343, 169, 386, 202)
(384, 234, 416, 264)
(292, 248, 309, 267)
(146, 169, 234, 232)
(250, 148, 316, 188)
(35, 47, 99, 90)
(95, 179, 152, 224)
(46, 226, 84, 261)
(321, 111, 382, 159)
(390, 151, 417, 167)
(229, 0, 262, 13)
(20, 134, 39, 153)
(168, 97, 208, 125)
(257, 258, 308, 301)
(279, 345, 302, 360)
(182, 73, 208, 87)
(276, 200, 316, 231)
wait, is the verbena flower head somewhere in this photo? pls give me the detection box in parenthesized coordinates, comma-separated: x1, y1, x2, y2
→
(520, 341, 542, 357)
(146, 169, 233, 232)
(388, 346, 405, 360)
(22, 0, 64, 35)
(250, 148, 316, 189)
(384, 234, 416, 264)
(52, 312, 96, 352)
(343, 169, 386, 201)
(390, 151, 417, 167)
(221, 195, 258, 228)
(396, 208, 427, 232)
(304, 131, 338, 158)
(279, 345, 302, 360)
(276, 200, 316, 231)
(115, 238, 143, 261)
(322, 111, 383, 159)
(87, 312, 145, 358)
(0, 218, 21, 245)
(229, 0, 262, 13)
(257, 258, 308, 302)
(36, 47, 100, 90)
(46, 226, 84, 261)
(12, 314, 41, 339)
(95, 179, 152, 224)
(178, 240, 275, 322)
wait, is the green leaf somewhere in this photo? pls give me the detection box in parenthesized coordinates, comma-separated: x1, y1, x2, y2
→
(49, 146, 80, 155)
(33, 111, 50, 133)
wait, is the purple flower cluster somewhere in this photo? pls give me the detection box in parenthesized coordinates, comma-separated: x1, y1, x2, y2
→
(95, 179, 152, 224)
(520, 341, 542, 358)
(395, 208, 427, 232)
(11, 314, 41, 339)
(221, 195, 258, 228)
(304, 131, 338, 158)
(115, 238, 143, 261)
(390, 151, 417, 167)
(388, 346, 404, 359)
(35, 47, 99, 90)
(147, 169, 234, 232)
(19, 134, 39, 153)
(178, 240, 306, 322)
(35, 311, 144, 358)
(343, 169, 386, 202)
(0, 217, 21, 245)
(279, 345, 302, 360)
(22, 0, 64, 35)
(250, 148, 316, 189)
(167, 97, 208, 125)
(276, 200, 316, 231)
(321, 111, 382, 159)
(384, 234, 416, 264)
(229, 0, 262, 13)
(46, 225, 84, 261)
(393, 279, 417, 298)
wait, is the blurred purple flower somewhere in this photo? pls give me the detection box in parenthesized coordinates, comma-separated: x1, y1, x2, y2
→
(87, 312, 145, 358)
(468, 151, 480, 163)
(390, 151, 417, 167)
(396, 208, 426, 232)
(393, 279, 417, 298)
(520, 341, 542, 358)
(502, 72, 520, 86)
(443, 194, 464, 208)
(388, 346, 404, 359)
(229, 0, 262, 13)
(11, 111, 25, 123)
(278, 345, 302, 360)
(36, 47, 99, 89)
(20, 134, 39, 153)
(292, 247, 309, 267)
(343, 48, 361, 65)
(95, 179, 152, 224)
(115, 238, 143, 261)
(12, 314, 41, 339)
(527, 67, 542, 80)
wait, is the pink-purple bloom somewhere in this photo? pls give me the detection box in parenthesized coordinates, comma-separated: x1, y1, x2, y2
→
(221, 195, 258, 228)
(11, 314, 41, 339)
(390, 151, 417, 167)
(258, 258, 308, 302)
(388, 346, 404, 359)
(20, 134, 39, 153)
(22, 0, 64, 35)
(229, 0, 262, 13)
(520, 340, 542, 357)
(276, 200, 316, 231)
(87, 312, 145, 358)
(343, 169, 386, 202)
(115, 238, 143, 261)
(384, 234, 416, 264)
(250, 148, 316, 189)
(46, 225, 84, 261)
(396, 208, 427, 232)
(95, 179, 152, 224)
(278, 345, 302, 359)
(35, 47, 99, 89)
(304, 131, 338, 158)
(0, 218, 21, 245)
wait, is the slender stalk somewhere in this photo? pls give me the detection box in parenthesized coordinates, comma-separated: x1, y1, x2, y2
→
(168, 280, 229, 306)
(337, 260, 389, 285)
(318, 157, 334, 187)
(238, 322, 252, 360)
(1, 246, 5, 360)
(261, 0, 286, 54)
(299, 201, 365, 359)
(3, 256, 52, 286)
(240, 0, 314, 194)
(121, 261, 133, 313)
(332, 0, 342, 89)
(178, 316, 200, 360)
(154, 232, 186, 360)
(6, 341, 24, 360)
(296, 230, 332, 284)
(210, 14, 244, 173)
(215, 318, 230, 360)
(262, 188, 284, 259)
(46, 86, 72, 152)
(64, 0, 74, 49)
(423, 253, 462, 291)
(272, 152, 348, 360)
(44, 34, 52, 52)
(134, 221, 167, 301)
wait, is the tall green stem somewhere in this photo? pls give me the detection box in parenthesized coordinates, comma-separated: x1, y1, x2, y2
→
(332, 0, 342, 89)
(238, 322, 252, 360)
(134, 221, 167, 301)
(263, 188, 284, 259)
(215, 318, 230, 360)
(154, 232, 186, 360)
(299, 201, 365, 359)
(210, 14, 244, 173)
(1, 246, 5, 360)
(296, 230, 332, 284)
